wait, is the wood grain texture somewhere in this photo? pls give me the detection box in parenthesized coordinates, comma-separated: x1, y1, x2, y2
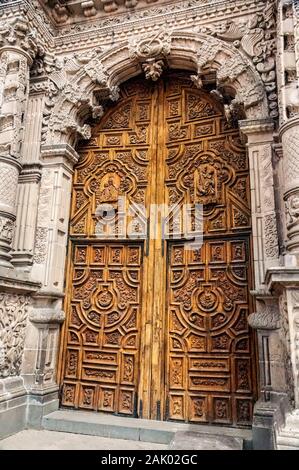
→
(60, 73, 256, 425)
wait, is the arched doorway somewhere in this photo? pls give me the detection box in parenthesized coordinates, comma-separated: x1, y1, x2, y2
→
(59, 73, 257, 426)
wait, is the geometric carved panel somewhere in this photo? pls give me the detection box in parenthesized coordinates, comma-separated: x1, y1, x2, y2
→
(164, 75, 254, 425)
(167, 239, 254, 425)
(61, 74, 256, 425)
(61, 243, 142, 415)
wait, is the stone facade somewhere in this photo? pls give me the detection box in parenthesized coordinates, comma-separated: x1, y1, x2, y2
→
(0, 0, 299, 449)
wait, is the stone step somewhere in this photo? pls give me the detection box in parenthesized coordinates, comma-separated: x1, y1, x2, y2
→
(284, 413, 299, 427)
(42, 410, 252, 448)
(277, 410, 299, 450)
(277, 431, 299, 450)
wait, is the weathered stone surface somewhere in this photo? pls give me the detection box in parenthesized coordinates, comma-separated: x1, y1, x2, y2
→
(169, 431, 243, 451)
(0, 429, 168, 450)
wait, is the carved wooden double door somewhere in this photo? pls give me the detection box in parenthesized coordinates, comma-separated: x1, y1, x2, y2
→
(60, 74, 256, 426)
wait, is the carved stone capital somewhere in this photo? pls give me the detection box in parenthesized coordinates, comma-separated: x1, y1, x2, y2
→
(18, 163, 42, 184)
(0, 17, 39, 63)
(29, 308, 65, 325)
(248, 297, 280, 330)
(41, 144, 80, 168)
(239, 118, 275, 138)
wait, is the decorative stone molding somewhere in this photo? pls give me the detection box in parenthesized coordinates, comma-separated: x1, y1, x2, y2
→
(39, 0, 162, 25)
(192, 0, 278, 119)
(18, 163, 42, 184)
(0, 293, 30, 378)
(43, 31, 269, 149)
(248, 298, 281, 330)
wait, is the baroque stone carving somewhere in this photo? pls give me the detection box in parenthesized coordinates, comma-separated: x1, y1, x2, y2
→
(130, 28, 171, 81)
(142, 59, 164, 81)
(0, 18, 38, 61)
(214, 1, 278, 118)
(264, 214, 280, 259)
(286, 192, 299, 228)
(0, 294, 30, 378)
(191, 36, 266, 114)
(129, 27, 171, 60)
(33, 226, 48, 264)
(248, 298, 280, 330)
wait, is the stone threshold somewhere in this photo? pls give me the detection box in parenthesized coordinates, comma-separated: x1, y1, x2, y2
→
(42, 410, 252, 448)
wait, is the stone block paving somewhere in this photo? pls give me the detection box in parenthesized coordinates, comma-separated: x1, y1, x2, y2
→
(0, 430, 168, 450)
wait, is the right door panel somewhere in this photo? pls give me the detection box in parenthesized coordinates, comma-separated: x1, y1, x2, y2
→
(166, 239, 254, 425)
(163, 74, 256, 426)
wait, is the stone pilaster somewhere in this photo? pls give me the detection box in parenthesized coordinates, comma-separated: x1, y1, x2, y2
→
(23, 144, 79, 426)
(248, 293, 292, 449)
(31, 144, 78, 292)
(239, 119, 280, 290)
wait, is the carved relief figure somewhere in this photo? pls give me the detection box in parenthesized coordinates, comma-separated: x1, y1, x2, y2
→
(286, 194, 299, 226)
(99, 175, 120, 203)
(195, 164, 217, 204)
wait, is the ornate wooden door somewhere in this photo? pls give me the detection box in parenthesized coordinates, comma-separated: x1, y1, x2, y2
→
(60, 74, 256, 425)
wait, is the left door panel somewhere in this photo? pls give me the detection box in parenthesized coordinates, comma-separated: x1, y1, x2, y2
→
(61, 242, 143, 415)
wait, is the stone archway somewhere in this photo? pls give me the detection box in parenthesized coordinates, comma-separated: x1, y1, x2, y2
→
(43, 31, 269, 151)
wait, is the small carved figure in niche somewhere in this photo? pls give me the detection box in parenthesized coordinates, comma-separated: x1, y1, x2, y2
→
(103, 390, 113, 408)
(286, 195, 299, 225)
(212, 246, 222, 261)
(195, 164, 217, 204)
(173, 398, 182, 415)
(233, 244, 243, 260)
(124, 357, 134, 382)
(199, 165, 215, 196)
(193, 398, 204, 417)
(122, 392, 132, 410)
(99, 175, 119, 203)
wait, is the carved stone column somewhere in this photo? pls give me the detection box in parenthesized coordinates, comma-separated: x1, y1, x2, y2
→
(0, 19, 38, 267)
(280, 117, 299, 261)
(0, 18, 42, 437)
